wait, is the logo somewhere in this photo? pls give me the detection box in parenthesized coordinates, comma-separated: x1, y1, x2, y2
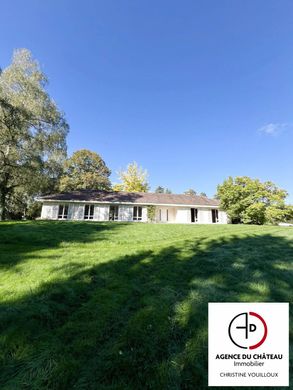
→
(208, 303, 289, 387)
(228, 311, 267, 350)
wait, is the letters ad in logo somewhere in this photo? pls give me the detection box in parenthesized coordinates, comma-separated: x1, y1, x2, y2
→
(208, 303, 289, 387)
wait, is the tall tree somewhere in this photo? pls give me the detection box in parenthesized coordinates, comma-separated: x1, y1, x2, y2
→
(200, 192, 207, 197)
(59, 149, 111, 191)
(114, 161, 149, 192)
(0, 49, 68, 220)
(184, 189, 197, 196)
(217, 176, 288, 224)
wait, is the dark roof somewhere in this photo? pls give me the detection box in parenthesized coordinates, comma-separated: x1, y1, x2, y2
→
(38, 190, 220, 207)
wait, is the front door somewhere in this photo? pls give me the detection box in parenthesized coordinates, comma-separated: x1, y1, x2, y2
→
(109, 205, 119, 221)
(191, 208, 198, 223)
(211, 209, 219, 223)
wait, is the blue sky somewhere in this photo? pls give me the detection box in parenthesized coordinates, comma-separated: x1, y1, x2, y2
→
(1, 0, 293, 201)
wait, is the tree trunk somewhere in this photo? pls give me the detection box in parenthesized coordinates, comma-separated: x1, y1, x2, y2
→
(0, 190, 7, 221)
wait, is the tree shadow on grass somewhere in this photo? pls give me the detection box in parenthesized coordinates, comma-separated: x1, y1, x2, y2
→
(0, 233, 292, 389)
(0, 221, 128, 269)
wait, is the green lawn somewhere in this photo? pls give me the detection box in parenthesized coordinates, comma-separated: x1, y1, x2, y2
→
(0, 221, 292, 389)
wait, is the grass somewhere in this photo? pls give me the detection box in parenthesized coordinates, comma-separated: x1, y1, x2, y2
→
(0, 221, 292, 389)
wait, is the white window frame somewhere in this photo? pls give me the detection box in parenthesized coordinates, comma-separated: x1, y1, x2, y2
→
(84, 204, 94, 220)
(58, 204, 68, 219)
(109, 205, 119, 221)
(133, 206, 142, 221)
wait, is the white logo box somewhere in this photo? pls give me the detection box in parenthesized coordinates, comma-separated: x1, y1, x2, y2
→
(208, 302, 289, 387)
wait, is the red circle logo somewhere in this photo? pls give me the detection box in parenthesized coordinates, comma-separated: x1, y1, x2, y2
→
(228, 312, 268, 349)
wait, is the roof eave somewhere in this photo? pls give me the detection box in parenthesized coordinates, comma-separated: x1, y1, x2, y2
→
(37, 198, 220, 208)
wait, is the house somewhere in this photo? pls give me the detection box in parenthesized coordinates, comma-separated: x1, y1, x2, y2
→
(38, 190, 228, 224)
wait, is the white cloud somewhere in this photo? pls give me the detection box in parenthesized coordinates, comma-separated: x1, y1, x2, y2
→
(258, 122, 289, 136)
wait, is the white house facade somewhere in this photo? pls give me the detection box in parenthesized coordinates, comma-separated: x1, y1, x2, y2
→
(38, 190, 228, 224)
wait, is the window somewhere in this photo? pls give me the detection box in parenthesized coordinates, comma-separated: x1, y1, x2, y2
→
(159, 209, 162, 221)
(133, 206, 142, 221)
(191, 208, 198, 223)
(84, 204, 94, 220)
(166, 209, 169, 221)
(211, 209, 219, 223)
(109, 205, 119, 221)
(58, 204, 68, 219)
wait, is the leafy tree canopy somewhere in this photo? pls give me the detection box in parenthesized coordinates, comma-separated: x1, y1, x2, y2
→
(59, 149, 111, 192)
(0, 49, 68, 219)
(155, 186, 172, 194)
(114, 161, 149, 192)
(155, 186, 165, 193)
(184, 189, 197, 196)
(217, 176, 289, 225)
